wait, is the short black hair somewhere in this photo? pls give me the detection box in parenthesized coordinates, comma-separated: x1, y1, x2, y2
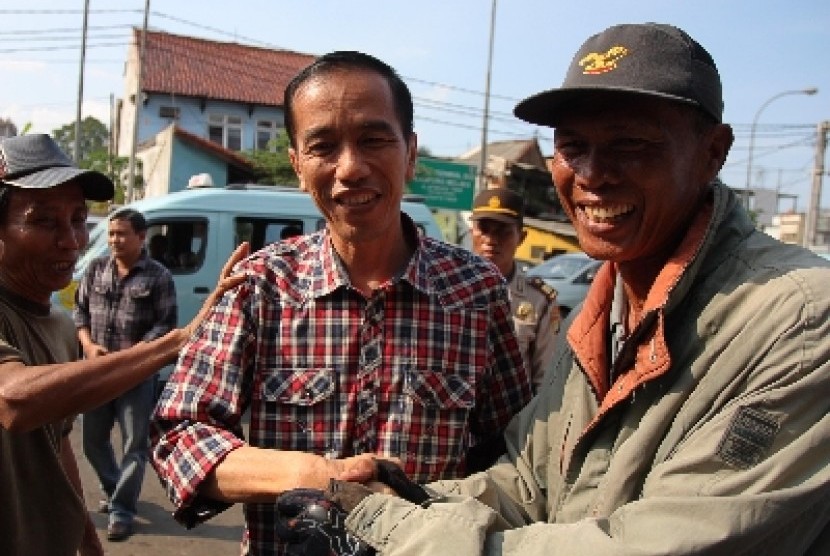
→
(283, 51, 413, 148)
(110, 207, 147, 233)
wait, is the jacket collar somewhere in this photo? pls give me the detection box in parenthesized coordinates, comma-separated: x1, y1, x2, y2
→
(567, 182, 743, 405)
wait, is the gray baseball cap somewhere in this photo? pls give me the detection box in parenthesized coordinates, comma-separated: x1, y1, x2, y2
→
(0, 134, 114, 201)
(514, 23, 723, 126)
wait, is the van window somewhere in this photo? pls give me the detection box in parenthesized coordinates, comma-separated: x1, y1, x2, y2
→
(146, 218, 208, 273)
(235, 218, 306, 251)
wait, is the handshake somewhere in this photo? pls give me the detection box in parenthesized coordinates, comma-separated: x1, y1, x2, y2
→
(276, 459, 430, 556)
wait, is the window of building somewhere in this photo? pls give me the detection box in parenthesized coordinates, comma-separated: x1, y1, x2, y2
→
(208, 114, 242, 151)
(159, 106, 180, 119)
(256, 120, 280, 151)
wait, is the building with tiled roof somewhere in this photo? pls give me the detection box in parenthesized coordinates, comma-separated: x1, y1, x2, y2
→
(116, 29, 316, 195)
(136, 29, 315, 107)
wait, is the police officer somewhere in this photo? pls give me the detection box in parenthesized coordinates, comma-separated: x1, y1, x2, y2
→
(470, 188, 560, 389)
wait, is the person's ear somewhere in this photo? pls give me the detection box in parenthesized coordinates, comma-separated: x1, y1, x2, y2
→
(404, 132, 418, 183)
(289, 148, 307, 191)
(703, 123, 734, 181)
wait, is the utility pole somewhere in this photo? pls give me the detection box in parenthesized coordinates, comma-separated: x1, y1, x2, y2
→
(804, 121, 829, 248)
(127, 0, 150, 204)
(477, 0, 497, 192)
(73, 0, 90, 163)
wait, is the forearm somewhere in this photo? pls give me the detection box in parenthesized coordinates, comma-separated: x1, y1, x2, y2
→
(0, 328, 187, 432)
(202, 446, 376, 503)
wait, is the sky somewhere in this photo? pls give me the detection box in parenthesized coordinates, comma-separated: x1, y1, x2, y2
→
(2, 0, 829, 210)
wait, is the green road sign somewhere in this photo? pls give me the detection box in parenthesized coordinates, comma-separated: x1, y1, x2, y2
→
(407, 158, 476, 211)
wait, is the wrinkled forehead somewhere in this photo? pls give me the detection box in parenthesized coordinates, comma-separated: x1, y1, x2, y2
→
(552, 93, 699, 138)
(555, 91, 698, 125)
(5, 181, 87, 212)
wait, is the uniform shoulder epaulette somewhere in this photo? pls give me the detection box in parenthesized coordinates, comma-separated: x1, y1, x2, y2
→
(528, 276, 558, 302)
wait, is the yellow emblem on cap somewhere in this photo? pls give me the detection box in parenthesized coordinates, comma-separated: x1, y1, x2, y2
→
(580, 45, 629, 75)
(488, 196, 502, 209)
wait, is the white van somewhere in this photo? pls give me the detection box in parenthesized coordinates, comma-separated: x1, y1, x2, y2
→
(58, 184, 443, 331)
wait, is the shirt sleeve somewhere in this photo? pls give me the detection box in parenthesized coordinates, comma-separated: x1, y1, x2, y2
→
(470, 283, 532, 439)
(149, 279, 252, 527)
(348, 410, 830, 555)
(344, 319, 830, 555)
(140, 269, 177, 342)
(72, 258, 97, 330)
(526, 285, 560, 390)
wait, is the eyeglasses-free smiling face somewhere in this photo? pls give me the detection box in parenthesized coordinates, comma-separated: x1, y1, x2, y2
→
(550, 95, 730, 267)
(0, 181, 88, 304)
(288, 68, 417, 250)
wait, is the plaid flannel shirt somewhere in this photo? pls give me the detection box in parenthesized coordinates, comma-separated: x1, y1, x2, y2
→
(151, 217, 531, 555)
(74, 250, 177, 351)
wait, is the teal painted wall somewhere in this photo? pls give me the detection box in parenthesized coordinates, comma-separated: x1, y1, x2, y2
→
(169, 137, 229, 193)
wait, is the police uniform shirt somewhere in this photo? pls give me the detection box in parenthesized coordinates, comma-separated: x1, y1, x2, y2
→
(507, 265, 561, 390)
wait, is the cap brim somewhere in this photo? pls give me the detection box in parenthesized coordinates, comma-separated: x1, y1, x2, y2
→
(4, 166, 114, 201)
(514, 86, 701, 128)
(470, 212, 521, 226)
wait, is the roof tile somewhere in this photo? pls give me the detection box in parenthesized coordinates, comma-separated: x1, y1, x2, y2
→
(137, 29, 316, 106)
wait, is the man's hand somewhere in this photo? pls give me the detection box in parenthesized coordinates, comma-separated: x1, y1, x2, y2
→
(182, 242, 250, 339)
(276, 488, 375, 556)
(328, 459, 430, 512)
(82, 343, 108, 359)
(336, 459, 429, 503)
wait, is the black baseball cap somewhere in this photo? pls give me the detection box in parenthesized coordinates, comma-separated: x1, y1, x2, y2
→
(470, 188, 524, 226)
(514, 23, 723, 126)
(0, 134, 114, 201)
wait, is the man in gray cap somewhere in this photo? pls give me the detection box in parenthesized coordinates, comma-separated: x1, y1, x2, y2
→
(0, 134, 246, 555)
(278, 23, 830, 555)
(469, 188, 560, 391)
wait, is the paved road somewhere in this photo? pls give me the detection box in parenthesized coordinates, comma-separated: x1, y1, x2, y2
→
(69, 417, 246, 555)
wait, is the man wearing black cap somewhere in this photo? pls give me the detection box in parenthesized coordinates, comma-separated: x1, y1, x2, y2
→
(470, 188, 560, 389)
(0, 134, 246, 555)
(301, 23, 830, 554)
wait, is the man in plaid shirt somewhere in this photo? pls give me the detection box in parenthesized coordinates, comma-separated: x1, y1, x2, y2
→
(150, 51, 533, 555)
(75, 208, 177, 542)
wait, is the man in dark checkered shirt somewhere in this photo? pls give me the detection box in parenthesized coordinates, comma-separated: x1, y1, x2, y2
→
(150, 51, 532, 555)
(74, 207, 177, 542)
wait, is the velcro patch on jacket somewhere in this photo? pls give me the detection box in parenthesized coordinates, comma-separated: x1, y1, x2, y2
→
(716, 406, 780, 469)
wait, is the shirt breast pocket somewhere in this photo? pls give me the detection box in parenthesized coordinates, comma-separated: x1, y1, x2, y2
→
(404, 367, 475, 410)
(261, 367, 335, 406)
(128, 281, 153, 301)
(258, 367, 336, 453)
(396, 365, 476, 477)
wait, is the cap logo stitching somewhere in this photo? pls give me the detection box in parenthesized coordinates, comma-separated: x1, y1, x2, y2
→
(579, 45, 629, 75)
(488, 196, 502, 209)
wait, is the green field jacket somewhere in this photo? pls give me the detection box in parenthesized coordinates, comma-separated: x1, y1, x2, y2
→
(346, 182, 830, 555)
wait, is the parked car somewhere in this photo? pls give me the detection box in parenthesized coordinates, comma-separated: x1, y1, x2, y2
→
(526, 252, 602, 316)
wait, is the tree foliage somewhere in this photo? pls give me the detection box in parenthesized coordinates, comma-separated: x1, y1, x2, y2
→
(0, 117, 18, 137)
(52, 116, 109, 161)
(242, 131, 299, 187)
(51, 116, 140, 210)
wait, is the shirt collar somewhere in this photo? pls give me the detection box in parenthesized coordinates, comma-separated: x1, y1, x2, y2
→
(305, 212, 433, 299)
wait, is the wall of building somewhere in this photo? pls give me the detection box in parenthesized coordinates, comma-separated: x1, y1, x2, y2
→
(170, 137, 229, 193)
